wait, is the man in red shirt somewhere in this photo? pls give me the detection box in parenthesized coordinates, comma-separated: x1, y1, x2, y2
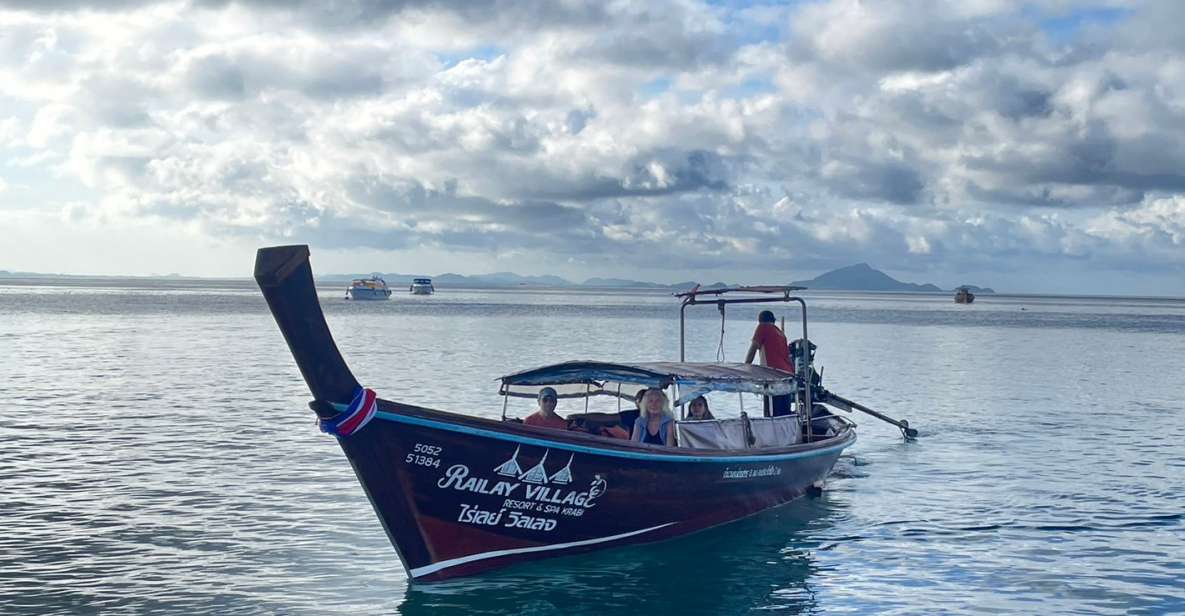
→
(524, 387, 569, 430)
(744, 310, 794, 416)
(745, 310, 794, 372)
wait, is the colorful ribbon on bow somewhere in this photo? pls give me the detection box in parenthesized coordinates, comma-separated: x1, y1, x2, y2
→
(320, 387, 378, 437)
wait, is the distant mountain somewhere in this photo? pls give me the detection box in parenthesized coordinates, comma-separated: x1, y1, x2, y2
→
(792, 263, 993, 293)
(436, 272, 571, 287)
(319, 272, 422, 284)
(321, 271, 736, 290)
(582, 277, 669, 288)
(319, 271, 571, 287)
(0, 270, 63, 277)
(4, 263, 993, 294)
(579, 278, 733, 290)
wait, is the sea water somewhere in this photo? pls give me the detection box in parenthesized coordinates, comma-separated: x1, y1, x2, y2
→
(1, 278, 1183, 614)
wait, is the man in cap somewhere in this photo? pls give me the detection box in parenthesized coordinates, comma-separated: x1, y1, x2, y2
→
(523, 387, 569, 430)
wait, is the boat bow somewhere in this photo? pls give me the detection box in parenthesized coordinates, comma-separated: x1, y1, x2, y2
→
(254, 245, 360, 414)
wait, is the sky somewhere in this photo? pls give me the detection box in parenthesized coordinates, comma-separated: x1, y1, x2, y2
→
(0, 0, 1183, 295)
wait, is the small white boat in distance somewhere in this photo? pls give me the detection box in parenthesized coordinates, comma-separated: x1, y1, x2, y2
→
(410, 277, 434, 295)
(346, 275, 392, 300)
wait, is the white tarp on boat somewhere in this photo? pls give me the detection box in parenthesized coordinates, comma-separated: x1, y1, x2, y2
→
(677, 418, 748, 449)
(677, 415, 801, 450)
(749, 415, 801, 448)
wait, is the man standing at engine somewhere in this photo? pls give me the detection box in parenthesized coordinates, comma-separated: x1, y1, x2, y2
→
(744, 310, 794, 416)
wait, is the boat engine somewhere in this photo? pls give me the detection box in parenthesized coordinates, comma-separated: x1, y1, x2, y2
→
(788, 337, 817, 372)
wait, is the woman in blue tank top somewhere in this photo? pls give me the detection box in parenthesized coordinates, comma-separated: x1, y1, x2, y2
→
(631, 388, 677, 446)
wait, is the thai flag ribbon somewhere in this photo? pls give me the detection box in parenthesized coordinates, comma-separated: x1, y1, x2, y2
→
(320, 387, 378, 437)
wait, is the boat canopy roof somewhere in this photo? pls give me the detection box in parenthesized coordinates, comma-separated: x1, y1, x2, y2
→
(498, 360, 799, 404)
(675, 284, 805, 299)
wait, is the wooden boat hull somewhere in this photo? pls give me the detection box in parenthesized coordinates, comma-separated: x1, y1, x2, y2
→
(253, 244, 856, 583)
(340, 402, 853, 582)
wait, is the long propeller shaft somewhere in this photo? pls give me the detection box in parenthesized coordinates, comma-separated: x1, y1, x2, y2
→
(819, 390, 918, 439)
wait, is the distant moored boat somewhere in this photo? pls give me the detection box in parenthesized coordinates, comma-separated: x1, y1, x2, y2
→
(410, 277, 434, 295)
(346, 275, 392, 300)
(954, 287, 975, 304)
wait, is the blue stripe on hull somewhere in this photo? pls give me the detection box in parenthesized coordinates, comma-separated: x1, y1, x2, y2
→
(370, 410, 855, 463)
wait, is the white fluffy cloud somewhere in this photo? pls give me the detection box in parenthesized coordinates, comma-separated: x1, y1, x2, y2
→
(1, 0, 1183, 291)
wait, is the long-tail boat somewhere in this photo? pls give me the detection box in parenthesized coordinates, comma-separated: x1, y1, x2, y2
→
(255, 245, 909, 583)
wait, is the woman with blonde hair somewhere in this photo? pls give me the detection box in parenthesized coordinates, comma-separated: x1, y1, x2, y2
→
(630, 388, 677, 446)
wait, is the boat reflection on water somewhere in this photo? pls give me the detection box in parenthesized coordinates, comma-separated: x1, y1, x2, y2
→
(396, 495, 845, 615)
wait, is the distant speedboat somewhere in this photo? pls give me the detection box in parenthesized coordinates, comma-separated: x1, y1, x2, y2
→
(346, 275, 392, 301)
(410, 277, 434, 295)
(954, 287, 975, 304)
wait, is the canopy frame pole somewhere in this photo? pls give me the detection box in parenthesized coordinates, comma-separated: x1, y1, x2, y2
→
(716, 301, 727, 362)
(679, 292, 806, 361)
(680, 302, 688, 361)
(678, 290, 812, 440)
(500, 383, 509, 421)
(798, 297, 811, 442)
(675, 382, 682, 419)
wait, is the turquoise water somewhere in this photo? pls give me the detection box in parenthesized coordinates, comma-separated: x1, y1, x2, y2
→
(1, 279, 1183, 614)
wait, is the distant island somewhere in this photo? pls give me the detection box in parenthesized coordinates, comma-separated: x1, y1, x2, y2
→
(790, 263, 995, 294)
(320, 263, 992, 293)
(1, 263, 991, 293)
(317, 270, 689, 289)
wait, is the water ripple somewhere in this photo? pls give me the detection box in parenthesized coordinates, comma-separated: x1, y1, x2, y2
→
(2, 282, 1183, 614)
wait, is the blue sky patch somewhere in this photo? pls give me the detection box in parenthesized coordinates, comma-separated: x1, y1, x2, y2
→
(1038, 6, 1133, 43)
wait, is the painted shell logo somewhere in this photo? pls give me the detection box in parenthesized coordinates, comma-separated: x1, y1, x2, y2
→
(586, 474, 607, 508)
(494, 446, 575, 486)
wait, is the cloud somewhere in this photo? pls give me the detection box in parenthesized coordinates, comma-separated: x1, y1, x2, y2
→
(788, 0, 1016, 74)
(1086, 194, 1185, 266)
(1, 0, 1183, 291)
(0, 116, 24, 146)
